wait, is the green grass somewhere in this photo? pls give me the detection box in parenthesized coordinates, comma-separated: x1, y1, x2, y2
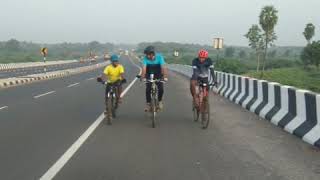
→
(244, 67, 320, 93)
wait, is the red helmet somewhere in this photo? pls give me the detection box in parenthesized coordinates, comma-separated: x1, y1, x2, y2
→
(198, 49, 208, 58)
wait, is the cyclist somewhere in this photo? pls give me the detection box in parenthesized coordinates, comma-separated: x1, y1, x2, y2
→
(190, 49, 216, 108)
(141, 46, 168, 111)
(98, 54, 126, 104)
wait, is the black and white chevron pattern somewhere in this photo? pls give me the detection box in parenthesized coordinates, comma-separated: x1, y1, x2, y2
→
(169, 64, 320, 148)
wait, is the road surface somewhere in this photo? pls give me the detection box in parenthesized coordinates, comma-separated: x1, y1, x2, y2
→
(0, 56, 319, 180)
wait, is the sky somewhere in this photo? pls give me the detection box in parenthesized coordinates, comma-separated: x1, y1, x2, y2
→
(0, 0, 319, 46)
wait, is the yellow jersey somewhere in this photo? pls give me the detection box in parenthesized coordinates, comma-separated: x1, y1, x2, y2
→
(103, 64, 125, 83)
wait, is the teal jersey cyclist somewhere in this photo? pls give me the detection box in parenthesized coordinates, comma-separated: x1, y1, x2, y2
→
(141, 46, 168, 111)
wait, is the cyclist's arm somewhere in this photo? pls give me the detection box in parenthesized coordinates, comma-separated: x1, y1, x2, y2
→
(161, 66, 168, 79)
(120, 65, 125, 80)
(141, 58, 147, 78)
(141, 66, 147, 79)
(160, 56, 168, 79)
(192, 60, 200, 80)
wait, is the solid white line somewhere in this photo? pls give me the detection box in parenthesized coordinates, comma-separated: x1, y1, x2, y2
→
(67, 82, 80, 88)
(39, 57, 142, 180)
(0, 106, 8, 110)
(86, 77, 95, 81)
(34, 91, 55, 99)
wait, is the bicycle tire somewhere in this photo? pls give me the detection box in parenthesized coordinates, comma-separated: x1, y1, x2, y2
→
(112, 96, 117, 118)
(201, 96, 210, 129)
(151, 96, 157, 128)
(106, 96, 113, 125)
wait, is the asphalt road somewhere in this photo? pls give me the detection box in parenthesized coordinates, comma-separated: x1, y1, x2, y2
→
(0, 60, 103, 79)
(0, 56, 319, 180)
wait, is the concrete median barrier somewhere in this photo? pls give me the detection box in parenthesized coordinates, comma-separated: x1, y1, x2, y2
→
(168, 64, 320, 148)
(0, 62, 108, 89)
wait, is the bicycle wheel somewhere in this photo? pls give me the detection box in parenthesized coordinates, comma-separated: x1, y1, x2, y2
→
(106, 96, 113, 125)
(112, 96, 117, 118)
(192, 101, 199, 122)
(150, 96, 157, 128)
(201, 96, 210, 129)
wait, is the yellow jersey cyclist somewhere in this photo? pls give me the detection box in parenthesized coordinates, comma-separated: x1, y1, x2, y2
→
(98, 54, 126, 103)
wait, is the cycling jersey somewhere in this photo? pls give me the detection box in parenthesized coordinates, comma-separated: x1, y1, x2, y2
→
(103, 64, 124, 83)
(191, 58, 215, 81)
(143, 53, 165, 79)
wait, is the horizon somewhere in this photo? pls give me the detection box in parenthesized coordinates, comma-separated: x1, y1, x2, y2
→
(1, 0, 319, 46)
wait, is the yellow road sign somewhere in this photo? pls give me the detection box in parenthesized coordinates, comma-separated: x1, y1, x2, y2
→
(41, 47, 48, 56)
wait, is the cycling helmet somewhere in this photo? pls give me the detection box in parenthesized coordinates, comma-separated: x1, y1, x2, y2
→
(144, 46, 155, 55)
(110, 54, 119, 62)
(198, 49, 209, 58)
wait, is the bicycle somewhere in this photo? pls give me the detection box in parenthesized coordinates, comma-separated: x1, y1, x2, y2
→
(97, 77, 122, 125)
(192, 79, 215, 129)
(137, 74, 165, 128)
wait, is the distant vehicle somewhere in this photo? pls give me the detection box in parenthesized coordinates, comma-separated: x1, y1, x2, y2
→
(89, 57, 96, 62)
(125, 50, 129, 56)
(104, 54, 111, 61)
(173, 50, 179, 57)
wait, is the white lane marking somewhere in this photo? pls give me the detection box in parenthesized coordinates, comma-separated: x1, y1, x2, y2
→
(34, 91, 56, 99)
(0, 106, 8, 111)
(39, 57, 142, 180)
(67, 82, 80, 88)
(86, 77, 95, 81)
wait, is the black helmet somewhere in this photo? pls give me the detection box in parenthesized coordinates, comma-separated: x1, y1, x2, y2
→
(144, 46, 155, 55)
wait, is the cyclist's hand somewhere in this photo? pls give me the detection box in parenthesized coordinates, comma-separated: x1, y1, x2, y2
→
(97, 77, 103, 83)
(163, 78, 168, 82)
(121, 78, 127, 84)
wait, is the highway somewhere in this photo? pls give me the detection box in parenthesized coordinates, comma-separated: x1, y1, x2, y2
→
(0, 60, 102, 79)
(0, 56, 319, 180)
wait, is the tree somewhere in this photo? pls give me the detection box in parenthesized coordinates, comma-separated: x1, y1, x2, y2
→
(301, 41, 320, 69)
(303, 23, 315, 44)
(239, 50, 247, 59)
(225, 47, 235, 57)
(5, 39, 21, 51)
(244, 24, 264, 72)
(259, 5, 278, 76)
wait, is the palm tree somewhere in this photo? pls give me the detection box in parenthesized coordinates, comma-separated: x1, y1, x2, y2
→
(259, 6, 278, 77)
(303, 23, 315, 44)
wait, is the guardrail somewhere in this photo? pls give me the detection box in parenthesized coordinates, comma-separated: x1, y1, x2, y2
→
(0, 60, 78, 71)
(168, 64, 320, 148)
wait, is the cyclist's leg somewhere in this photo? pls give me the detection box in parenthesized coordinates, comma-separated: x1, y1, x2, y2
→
(157, 82, 164, 102)
(190, 78, 199, 108)
(105, 84, 111, 101)
(146, 82, 152, 103)
(117, 81, 123, 103)
(145, 82, 152, 111)
(105, 84, 111, 113)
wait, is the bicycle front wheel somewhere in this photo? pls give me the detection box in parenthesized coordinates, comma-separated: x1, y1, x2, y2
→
(106, 97, 113, 125)
(151, 97, 157, 128)
(201, 96, 210, 129)
(112, 96, 117, 118)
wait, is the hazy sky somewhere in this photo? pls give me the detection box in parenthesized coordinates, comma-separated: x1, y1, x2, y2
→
(1, 0, 319, 46)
